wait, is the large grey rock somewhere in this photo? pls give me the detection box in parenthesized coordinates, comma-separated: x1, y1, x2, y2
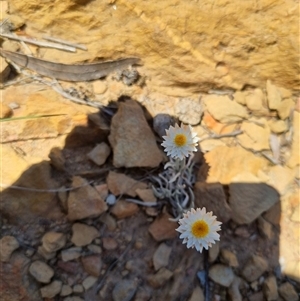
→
(108, 99, 163, 168)
(228, 183, 279, 224)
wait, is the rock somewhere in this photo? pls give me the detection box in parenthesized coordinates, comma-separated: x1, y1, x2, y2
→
(291, 204, 300, 222)
(71, 223, 99, 247)
(102, 237, 118, 250)
(108, 99, 163, 168)
(0, 103, 13, 118)
(194, 182, 232, 223)
(147, 267, 173, 288)
(153, 243, 172, 271)
(268, 119, 287, 134)
(82, 275, 97, 290)
(263, 275, 278, 301)
(241, 255, 268, 282)
(136, 188, 157, 203)
(148, 212, 178, 241)
(0, 57, 11, 83)
(61, 247, 82, 262)
(41, 232, 67, 253)
(175, 97, 203, 125)
(287, 111, 300, 168)
(204, 95, 248, 123)
(87, 244, 102, 254)
(111, 200, 139, 219)
(64, 297, 84, 301)
(67, 176, 108, 221)
(228, 276, 243, 301)
(257, 217, 273, 240)
(267, 165, 295, 195)
(278, 282, 298, 301)
(60, 284, 72, 296)
(208, 241, 220, 263)
(238, 120, 270, 151)
(29, 260, 54, 283)
(209, 264, 235, 287)
(220, 249, 239, 268)
(0, 236, 19, 262)
(73, 284, 84, 293)
(278, 87, 292, 99)
(94, 183, 109, 200)
(40, 280, 62, 298)
(99, 213, 117, 231)
(112, 279, 138, 301)
(106, 193, 117, 205)
(277, 98, 294, 120)
(37, 246, 56, 260)
(81, 255, 102, 277)
(205, 146, 268, 184)
(188, 286, 205, 301)
(248, 291, 264, 301)
(92, 80, 107, 94)
(266, 80, 282, 110)
(107, 171, 147, 197)
(49, 147, 66, 171)
(87, 142, 111, 166)
(228, 183, 279, 224)
(153, 114, 175, 137)
(245, 89, 265, 112)
(263, 202, 281, 227)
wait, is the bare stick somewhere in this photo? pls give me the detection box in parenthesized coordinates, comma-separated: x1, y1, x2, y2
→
(200, 130, 243, 141)
(43, 35, 87, 51)
(0, 33, 76, 52)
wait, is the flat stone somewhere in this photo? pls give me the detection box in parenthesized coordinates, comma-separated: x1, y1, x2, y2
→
(87, 244, 102, 254)
(108, 99, 163, 168)
(40, 280, 62, 299)
(71, 223, 99, 247)
(92, 80, 107, 94)
(148, 212, 177, 241)
(87, 142, 111, 166)
(64, 297, 84, 301)
(29, 260, 54, 283)
(208, 241, 220, 263)
(67, 176, 108, 221)
(0, 236, 19, 262)
(72, 284, 84, 293)
(209, 264, 235, 287)
(42, 231, 67, 253)
(99, 213, 117, 231)
(204, 95, 249, 123)
(175, 97, 203, 125)
(277, 98, 294, 120)
(228, 183, 279, 224)
(263, 275, 278, 301)
(94, 183, 109, 201)
(153, 243, 172, 271)
(233, 91, 246, 105)
(245, 89, 265, 112)
(205, 146, 268, 184)
(147, 268, 173, 288)
(278, 282, 298, 301)
(238, 120, 270, 151)
(81, 255, 102, 277)
(107, 171, 147, 197)
(61, 247, 82, 262)
(82, 276, 97, 290)
(38, 246, 56, 260)
(228, 276, 243, 301)
(188, 286, 204, 301)
(60, 284, 72, 297)
(257, 217, 273, 240)
(220, 249, 239, 268)
(194, 182, 232, 223)
(268, 119, 288, 133)
(111, 200, 139, 219)
(49, 147, 65, 171)
(266, 80, 282, 110)
(112, 279, 138, 301)
(241, 255, 268, 282)
(136, 188, 157, 203)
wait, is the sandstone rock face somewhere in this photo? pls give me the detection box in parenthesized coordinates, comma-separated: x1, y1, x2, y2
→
(109, 99, 163, 168)
(9, 0, 299, 95)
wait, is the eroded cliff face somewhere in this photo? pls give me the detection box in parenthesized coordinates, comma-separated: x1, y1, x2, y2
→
(7, 0, 300, 96)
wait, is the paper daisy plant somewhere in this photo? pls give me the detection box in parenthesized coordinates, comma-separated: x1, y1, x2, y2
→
(161, 123, 199, 160)
(176, 207, 222, 253)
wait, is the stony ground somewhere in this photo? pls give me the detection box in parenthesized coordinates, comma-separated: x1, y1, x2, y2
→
(1, 12, 300, 301)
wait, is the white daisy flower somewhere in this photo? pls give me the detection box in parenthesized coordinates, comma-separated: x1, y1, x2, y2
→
(161, 123, 199, 160)
(176, 207, 222, 253)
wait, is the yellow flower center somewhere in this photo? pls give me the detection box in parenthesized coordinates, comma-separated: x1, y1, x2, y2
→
(191, 220, 209, 238)
(174, 134, 187, 147)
